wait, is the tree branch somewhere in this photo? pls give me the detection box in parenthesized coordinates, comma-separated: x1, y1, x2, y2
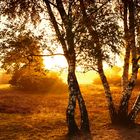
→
(31, 53, 65, 57)
(82, 64, 99, 73)
(43, 0, 68, 57)
(90, 0, 111, 15)
(128, 94, 140, 122)
(46, 0, 58, 8)
(137, 56, 140, 62)
(68, 0, 74, 18)
(56, 0, 68, 27)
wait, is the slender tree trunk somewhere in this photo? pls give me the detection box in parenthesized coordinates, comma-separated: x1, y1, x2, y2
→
(80, 0, 117, 123)
(97, 60, 117, 123)
(118, 0, 138, 123)
(76, 86, 90, 133)
(45, 0, 90, 135)
(66, 58, 79, 135)
(128, 95, 140, 123)
(118, 60, 138, 124)
(66, 71, 79, 135)
(122, 45, 130, 90)
(122, 45, 130, 91)
(66, 57, 90, 135)
(122, 0, 130, 91)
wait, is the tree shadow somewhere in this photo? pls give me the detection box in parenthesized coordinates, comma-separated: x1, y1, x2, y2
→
(63, 132, 93, 140)
(111, 123, 140, 140)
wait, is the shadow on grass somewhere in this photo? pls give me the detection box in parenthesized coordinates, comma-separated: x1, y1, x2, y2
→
(0, 114, 67, 140)
(109, 123, 140, 140)
(61, 132, 92, 140)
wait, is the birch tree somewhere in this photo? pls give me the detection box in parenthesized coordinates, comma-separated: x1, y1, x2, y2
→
(79, 0, 140, 125)
(118, 0, 140, 125)
(78, 0, 122, 123)
(0, 0, 90, 135)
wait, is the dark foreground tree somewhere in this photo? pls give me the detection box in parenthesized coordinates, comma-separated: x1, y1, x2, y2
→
(78, 0, 140, 126)
(118, 0, 140, 125)
(44, 0, 90, 135)
(1, 0, 91, 136)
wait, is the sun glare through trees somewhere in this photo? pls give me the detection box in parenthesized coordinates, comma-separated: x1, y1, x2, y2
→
(0, 0, 140, 140)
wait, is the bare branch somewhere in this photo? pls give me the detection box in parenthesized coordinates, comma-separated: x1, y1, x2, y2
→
(46, 0, 58, 8)
(43, 0, 68, 57)
(90, 0, 111, 15)
(137, 56, 140, 62)
(56, 0, 69, 28)
(30, 53, 65, 57)
(68, 0, 74, 18)
(128, 94, 140, 121)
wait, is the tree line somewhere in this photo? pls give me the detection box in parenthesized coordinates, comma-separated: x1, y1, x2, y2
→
(0, 0, 140, 138)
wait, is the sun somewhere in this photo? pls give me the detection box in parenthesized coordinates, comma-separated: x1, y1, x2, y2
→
(43, 53, 123, 84)
(43, 55, 98, 84)
(43, 55, 68, 70)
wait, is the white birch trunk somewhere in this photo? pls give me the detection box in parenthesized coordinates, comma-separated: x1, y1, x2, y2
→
(97, 60, 117, 123)
(128, 95, 140, 122)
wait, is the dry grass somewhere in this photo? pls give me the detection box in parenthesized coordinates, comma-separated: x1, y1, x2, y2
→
(0, 84, 140, 140)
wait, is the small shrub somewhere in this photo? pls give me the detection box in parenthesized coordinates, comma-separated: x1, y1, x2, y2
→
(9, 70, 67, 93)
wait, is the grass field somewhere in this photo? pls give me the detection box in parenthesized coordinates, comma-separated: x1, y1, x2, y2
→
(0, 84, 140, 140)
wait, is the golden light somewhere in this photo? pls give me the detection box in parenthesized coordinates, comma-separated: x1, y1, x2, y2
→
(43, 54, 123, 85)
(43, 55, 68, 70)
(43, 55, 99, 84)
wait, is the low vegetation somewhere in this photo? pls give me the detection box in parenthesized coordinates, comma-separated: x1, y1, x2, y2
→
(10, 71, 67, 93)
(0, 84, 139, 140)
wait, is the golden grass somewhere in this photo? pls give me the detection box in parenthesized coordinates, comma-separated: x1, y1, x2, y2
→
(0, 84, 140, 140)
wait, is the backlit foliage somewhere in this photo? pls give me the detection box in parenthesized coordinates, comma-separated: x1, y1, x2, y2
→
(76, 0, 123, 71)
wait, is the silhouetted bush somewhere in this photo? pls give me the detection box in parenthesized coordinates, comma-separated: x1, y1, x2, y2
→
(9, 70, 67, 93)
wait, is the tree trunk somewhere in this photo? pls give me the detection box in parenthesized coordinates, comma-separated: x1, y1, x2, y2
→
(45, 0, 90, 135)
(76, 85, 90, 133)
(128, 95, 140, 123)
(122, 45, 130, 91)
(97, 60, 117, 123)
(66, 61, 79, 135)
(122, 0, 130, 91)
(118, 0, 138, 123)
(66, 58, 90, 135)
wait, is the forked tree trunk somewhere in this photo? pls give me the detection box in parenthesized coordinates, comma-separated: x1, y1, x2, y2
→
(44, 0, 90, 135)
(118, 0, 138, 124)
(66, 70, 79, 135)
(66, 58, 90, 135)
(118, 61, 139, 122)
(97, 60, 117, 123)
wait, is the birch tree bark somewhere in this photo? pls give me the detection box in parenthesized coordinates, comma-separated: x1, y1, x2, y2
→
(79, 0, 117, 123)
(97, 60, 117, 123)
(128, 95, 140, 123)
(79, 0, 140, 125)
(122, 0, 130, 90)
(44, 0, 90, 135)
(118, 0, 139, 123)
(67, 57, 90, 133)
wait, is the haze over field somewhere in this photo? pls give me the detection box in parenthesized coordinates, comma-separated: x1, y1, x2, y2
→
(1, 66, 140, 86)
(0, 0, 140, 139)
